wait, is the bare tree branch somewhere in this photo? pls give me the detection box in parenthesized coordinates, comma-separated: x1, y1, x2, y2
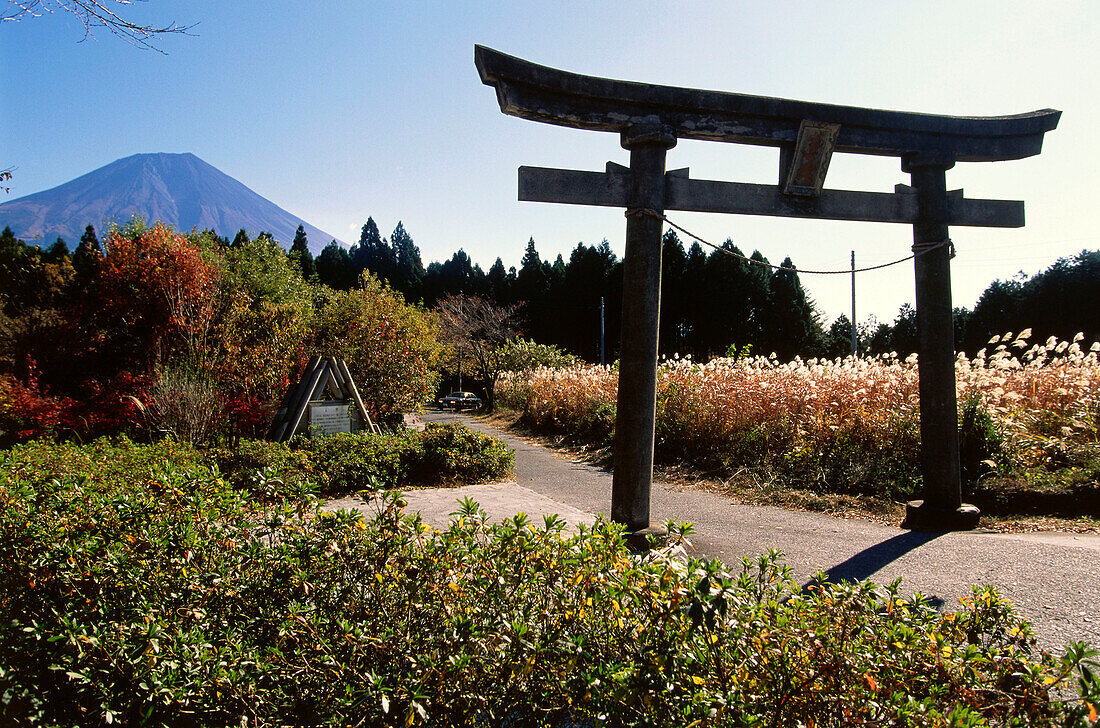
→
(3, 1, 195, 51)
(435, 294, 521, 410)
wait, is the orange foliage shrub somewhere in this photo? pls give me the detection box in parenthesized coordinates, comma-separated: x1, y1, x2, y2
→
(87, 221, 220, 373)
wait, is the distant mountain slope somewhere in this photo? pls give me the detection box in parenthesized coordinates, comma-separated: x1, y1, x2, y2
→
(0, 153, 342, 254)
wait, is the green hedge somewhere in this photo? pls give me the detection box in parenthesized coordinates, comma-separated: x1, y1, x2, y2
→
(210, 423, 515, 496)
(0, 442, 1097, 726)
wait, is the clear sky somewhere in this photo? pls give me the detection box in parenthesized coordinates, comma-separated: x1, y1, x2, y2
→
(2, 1, 1095, 326)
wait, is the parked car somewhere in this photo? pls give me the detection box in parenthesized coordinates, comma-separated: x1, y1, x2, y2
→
(437, 391, 482, 410)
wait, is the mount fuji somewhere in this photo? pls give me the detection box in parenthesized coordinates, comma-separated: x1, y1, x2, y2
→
(0, 153, 342, 255)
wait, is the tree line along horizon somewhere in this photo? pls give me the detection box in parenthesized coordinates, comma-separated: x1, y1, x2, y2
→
(5, 217, 1099, 365)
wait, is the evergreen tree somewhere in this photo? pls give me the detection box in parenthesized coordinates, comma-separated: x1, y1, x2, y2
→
(487, 257, 510, 303)
(700, 241, 757, 358)
(291, 224, 309, 252)
(765, 256, 821, 360)
(441, 249, 475, 293)
(541, 253, 569, 348)
(288, 224, 315, 280)
(963, 251, 1100, 352)
(825, 314, 856, 358)
(45, 237, 69, 263)
(77, 225, 100, 256)
(516, 237, 547, 302)
(745, 250, 774, 351)
(422, 249, 488, 307)
(864, 319, 894, 356)
(660, 230, 687, 356)
(315, 240, 356, 290)
(890, 303, 919, 357)
(353, 217, 395, 285)
(952, 306, 971, 354)
(231, 229, 251, 249)
(551, 253, 566, 280)
(390, 222, 424, 298)
(967, 278, 1021, 351)
(681, 241, 708, 356)
(0, 226, 20, 252)
(515, 237, 550, 340)
(560, 242, 612, 359)
(0, 226, 27, 312)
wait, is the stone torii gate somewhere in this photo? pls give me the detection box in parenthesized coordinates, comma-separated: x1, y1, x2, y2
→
(475, 45, 1059, 533)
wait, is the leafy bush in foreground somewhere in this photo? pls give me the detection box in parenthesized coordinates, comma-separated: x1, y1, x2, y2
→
(0, 451, 1097, 726)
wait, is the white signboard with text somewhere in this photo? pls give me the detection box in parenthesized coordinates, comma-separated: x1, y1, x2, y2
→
(308, 401, 354, 436)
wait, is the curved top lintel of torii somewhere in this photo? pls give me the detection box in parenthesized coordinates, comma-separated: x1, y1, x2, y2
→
(475, 45, 1059, 163)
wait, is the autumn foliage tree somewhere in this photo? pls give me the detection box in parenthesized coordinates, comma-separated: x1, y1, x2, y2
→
(435, 293, 521, 411)
(83, 220, 220, 375)
(210, 232, 313, 401)
(314, 274, 441, 424)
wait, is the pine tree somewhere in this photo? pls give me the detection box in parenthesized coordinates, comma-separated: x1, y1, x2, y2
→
(45, 237, 69, 263)
(353, 217, 395, 284)
(660, 230, 687, 356)
(73, 224, 102, 279)
(289, 224, 315, 280)
(766, 256, 821, 360)
(291, 224, 308, 252)
(516, 237, 547, 301)
(315, 241, 355, 290)
(487, 257, 510, 303)
(700, 241, 756, 357)
(825, 314, 856, 358)
(390, 222, 424, 299)
(681, 242, 707, 356)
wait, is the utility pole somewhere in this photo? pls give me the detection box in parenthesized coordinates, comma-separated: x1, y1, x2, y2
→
(599, 296, 606, 365)
(850, 251, 858, 357)
(457, 292, 464, 391)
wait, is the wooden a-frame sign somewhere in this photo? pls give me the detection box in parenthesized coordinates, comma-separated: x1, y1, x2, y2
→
(267, 356, 380, 442)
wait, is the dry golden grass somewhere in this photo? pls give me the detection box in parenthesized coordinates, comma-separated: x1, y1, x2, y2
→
(494, 331, 1099, 531)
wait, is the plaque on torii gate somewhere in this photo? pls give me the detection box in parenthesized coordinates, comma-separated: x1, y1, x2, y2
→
(475, 45, 1059, 533)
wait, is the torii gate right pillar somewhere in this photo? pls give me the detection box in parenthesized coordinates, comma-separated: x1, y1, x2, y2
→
(903, 155, 980, 530)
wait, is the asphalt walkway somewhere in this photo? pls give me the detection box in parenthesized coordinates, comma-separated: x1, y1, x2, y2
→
(332, 409, 1100, 655)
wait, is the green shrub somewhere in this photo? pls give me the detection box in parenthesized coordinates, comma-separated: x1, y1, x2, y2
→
(207, 437, 320, 499)
(296, 429, 419, 492)
(413, 423, 515, 484)
(0, 435, 207, 488)
(0, 458, 1096, 726)
(211, 424, 514, 497)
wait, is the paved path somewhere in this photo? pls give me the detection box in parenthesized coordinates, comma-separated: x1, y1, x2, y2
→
(337, 410, 1100, 654)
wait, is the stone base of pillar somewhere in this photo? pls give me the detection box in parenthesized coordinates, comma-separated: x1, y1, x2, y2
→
(902, 500, 980, 531)
(624, 525, 668, 553)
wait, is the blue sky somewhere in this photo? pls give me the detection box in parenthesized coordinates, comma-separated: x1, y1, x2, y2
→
(2, 1, 1096, 325)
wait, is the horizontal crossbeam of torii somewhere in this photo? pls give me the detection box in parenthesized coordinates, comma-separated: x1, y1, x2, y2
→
(475, 45, 1059, 533)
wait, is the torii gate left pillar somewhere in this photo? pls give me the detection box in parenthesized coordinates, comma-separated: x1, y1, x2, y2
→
(612, 127, 675, 529)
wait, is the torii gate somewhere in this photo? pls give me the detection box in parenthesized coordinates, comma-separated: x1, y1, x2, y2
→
(475, 45, 1059, 533)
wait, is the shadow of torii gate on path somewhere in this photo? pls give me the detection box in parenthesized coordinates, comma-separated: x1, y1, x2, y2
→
(475, 45, 1060, 533)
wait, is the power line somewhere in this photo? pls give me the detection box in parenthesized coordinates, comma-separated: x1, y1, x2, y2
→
(626, 208, 953, 276)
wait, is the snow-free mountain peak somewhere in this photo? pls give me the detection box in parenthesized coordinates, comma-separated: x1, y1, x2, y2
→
(0, 153, 342, 255)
